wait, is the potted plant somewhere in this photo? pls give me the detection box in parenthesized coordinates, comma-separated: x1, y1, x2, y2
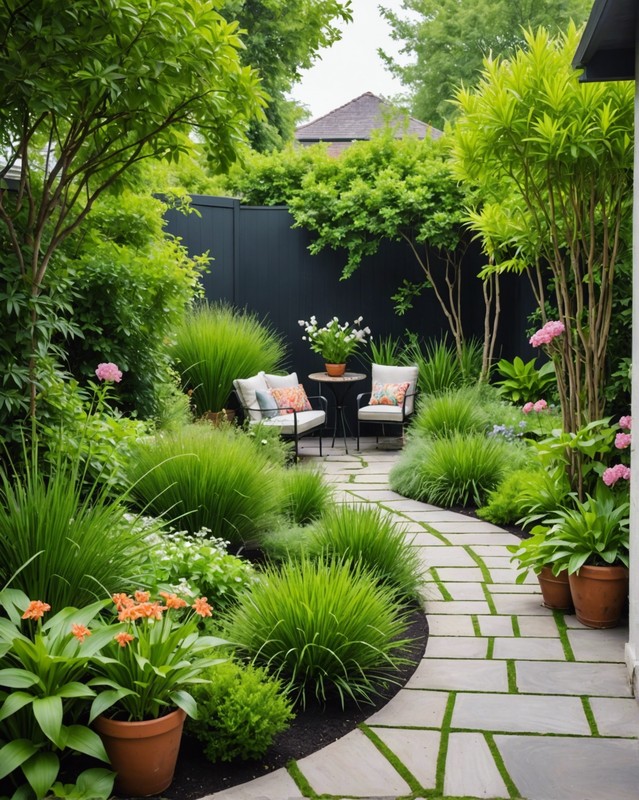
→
(541, 488, 630, 628)
(299, 315, 371, 376)
(508, 527, 573, 611)
(90, 590, 226, 796)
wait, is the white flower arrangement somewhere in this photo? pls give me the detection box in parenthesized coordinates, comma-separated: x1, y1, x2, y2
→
(298, 315, 371, 363)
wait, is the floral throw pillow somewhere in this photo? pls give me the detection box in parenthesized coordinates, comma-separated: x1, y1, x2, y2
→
(369, 381, 410, 406)
(270, 384, 313, 415)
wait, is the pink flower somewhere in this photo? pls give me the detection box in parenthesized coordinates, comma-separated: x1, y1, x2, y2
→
(615, 432, 632, 450)
(522, 402, 534, 414)
(619, 415, 632, 431)
(533, 399, 548, 412)
(529, 320, 565, 348)
(95, 362, 122, 383)
(602, 464, 631, 486)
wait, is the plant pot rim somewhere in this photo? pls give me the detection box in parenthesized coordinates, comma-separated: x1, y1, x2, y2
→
(94, 707, 186, 735)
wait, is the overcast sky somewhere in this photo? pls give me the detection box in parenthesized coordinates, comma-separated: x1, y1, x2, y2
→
(288, 0, 410, 122)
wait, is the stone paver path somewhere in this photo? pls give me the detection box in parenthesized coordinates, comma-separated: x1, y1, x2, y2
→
(205, 439, 639, 800)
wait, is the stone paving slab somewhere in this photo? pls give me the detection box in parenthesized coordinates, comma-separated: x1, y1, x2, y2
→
(403, 532, 449, 546)
(444, 732, 509, 799)
(492, 636, 566, 661)
(424, 636, 489, 659)
(494, 735, 639, 800)
(346, 489, 404, 501)
(296, 729, 411, 797)
(452, 692, 591, 735)
(516, 661, 633, 697)
(203, 768, 303, 800)
(382, 499, 441, 512)
(427, 520, 510, 533)
(435, 566, 485, 582)
(476, 615, 514, 636)
(415, 546, 477, 567)
(491, 594, 555, 616)
(434, 532, 520, 547)
(444, 582, 488, 601)
(478, 555, 514, 568)
(425, 599, 491, 615)
(516, 616, 562, 638)
(407, 658, 509, 692)
(567, 626, 628, 662)
(366, 688, 450, 727)
(370, 727, 440, 789)
(487, 577, 540, 590)
(589, 697, 639, 737)
(426, 614, 476, 636)
(472, 545, 514, 556)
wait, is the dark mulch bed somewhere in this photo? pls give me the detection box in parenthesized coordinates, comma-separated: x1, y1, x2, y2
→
(161, 605, 428, 800)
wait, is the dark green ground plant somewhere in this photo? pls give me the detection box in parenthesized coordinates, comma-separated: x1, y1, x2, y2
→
(477, 467, 544, 525)
(307, 506, 424, 602)
(187, 660, 294, 763)
(413, 387, 489, 438)
(224, 557, 413, 708)
(494, 356, 557, 404)
(280, 467, 332, 525)
(0, 447, 146, 611)
(125, 424, 282, 546)
(171, 303, 287, 415)
(390, 433, 525, 507)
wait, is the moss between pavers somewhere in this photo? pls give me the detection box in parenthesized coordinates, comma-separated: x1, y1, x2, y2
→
(360, 725, 424, 795)
(287, 759, 317, 797)
(481, 583, 498, 615)
(581, 696, 600, 736)
(483, 733, 522, 798)
(506, 660, 518, 693)
(434, 692, 457, 796)
(552, 610, 576, 661)
(430, 568, 454, 602)
(486, 637, 495, 659)
(465, 548, 493, 584)
(511, 616, 521, 637)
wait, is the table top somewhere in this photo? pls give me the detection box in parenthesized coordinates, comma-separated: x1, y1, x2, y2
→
(308, 371, 367, 383)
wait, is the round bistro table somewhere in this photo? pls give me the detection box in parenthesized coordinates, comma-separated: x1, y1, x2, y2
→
(308, 371, 366, 454)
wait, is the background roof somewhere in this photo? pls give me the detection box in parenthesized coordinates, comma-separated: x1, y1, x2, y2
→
(573, 0, 636, 81)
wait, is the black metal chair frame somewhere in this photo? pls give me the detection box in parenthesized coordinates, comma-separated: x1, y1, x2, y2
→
(355, 388, 418, 451)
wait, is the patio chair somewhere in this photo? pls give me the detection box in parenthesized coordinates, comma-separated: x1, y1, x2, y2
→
(233, 371, 327, 459)
(356, 364, 419, 450)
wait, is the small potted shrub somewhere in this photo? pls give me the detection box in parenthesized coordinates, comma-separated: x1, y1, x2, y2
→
(508, 527, 573, 611)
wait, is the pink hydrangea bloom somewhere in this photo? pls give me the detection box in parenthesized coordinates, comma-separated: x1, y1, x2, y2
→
(619, 415, 632, 431)
(529, 320, 565, 348)
(95, 362, 122, 383)
(602, 464, 631, 486)
(615, 432, 632, 450)
(522, 402, 534, 414)
(533, 399, 548, 412)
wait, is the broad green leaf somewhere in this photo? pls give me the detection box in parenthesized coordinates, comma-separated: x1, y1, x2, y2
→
(0, 739, 38, 780)
(0, 690, 33, 722)
(89, 688, 136, 723)
(55, 682, 95, 700)
(64, 725, 109, 763)
(22, 751, 60, 800)
(75, 768, 116, 800)
(170, 689, 197, 719)
(0, 669, 40, 689)
(32, 696, 64, 747)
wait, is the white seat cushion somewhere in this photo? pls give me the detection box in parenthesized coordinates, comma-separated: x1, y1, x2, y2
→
(371, 364, 419, 415)
(358, 405, 406, 423)
(251, 409, 325, 435)
(233, 374, 269, 421)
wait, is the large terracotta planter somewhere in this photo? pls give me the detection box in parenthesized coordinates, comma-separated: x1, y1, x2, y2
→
(94, 708, 186, 796)
(537, 566, 573, 611)
(325, 363, 347, 377)
(568, 564, 629, 629)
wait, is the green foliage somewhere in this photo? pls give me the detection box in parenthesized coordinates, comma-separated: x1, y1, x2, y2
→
(0, 590, 117, 800)
(507, 527, 566, 583)
(125, 424, 282, 546)
(280, 467, 332, 526)
(187, 659, 294, 762)
(224, 557, 413, 708)
(172, 303, 286, 414)
(307, 506, 424, 602)
(390, 433, 525, 507)
(142, 528, 257, 611)
(494, 357, 556, 404)
(477, 467, 543, 525)
(0, 446, 147, 611)
(404, 337, 481, 396)
(368, 334, 405, 366)
(381, 0, 590, 129)
(413, 387, 488, 438)
(261, 523, 313, 563)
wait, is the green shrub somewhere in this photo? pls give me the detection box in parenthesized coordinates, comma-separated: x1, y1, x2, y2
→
(0, 446, 146, 610)
(404, 337, 482, 396)
(477, 468, 543, 525)
(172, 303, 287, 414)
(368, 334, 405, 366)
(412, 387, 488, 438)
(187, 660, 295, 762)
(261, 523, 313, 562)
(307, 506, 423, 601)
(224, 557, 413, 708)
(280, 466, 331, 525)
(125, 424, 282, 546)
(143, 527, 256, 610)
(494, 356, 557, 404)
(390, 433, 526, 507)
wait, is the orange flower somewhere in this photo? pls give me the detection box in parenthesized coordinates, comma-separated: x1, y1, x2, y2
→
(112, 593, 134, 611)
(71, 623, 92, 643)
(22, 600, 51, 620)
(134, 590, 150, 603)
(192, 597, 213, 617)
(119, 601, 165, 622)
(114, 631, 135, 648)
(159, 591, 187, 609)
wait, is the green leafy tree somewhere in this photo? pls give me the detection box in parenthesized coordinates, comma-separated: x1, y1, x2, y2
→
(380, 0, 591, 128)
(450, 26, 633, 491)
(221, 0, 353, 150)
(0, 0, 264, 421)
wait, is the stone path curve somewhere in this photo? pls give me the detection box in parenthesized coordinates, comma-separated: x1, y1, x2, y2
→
(204, 441, 639, 800)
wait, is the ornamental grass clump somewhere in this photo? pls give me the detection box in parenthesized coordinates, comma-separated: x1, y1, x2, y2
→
(125, 424, 282, 546)
(224, 557, 413, 708)
(307, 505, 424, 602)
(280, 466, 332, 525)
(412, 386, 489, 438)
(172, 303, 286, 415)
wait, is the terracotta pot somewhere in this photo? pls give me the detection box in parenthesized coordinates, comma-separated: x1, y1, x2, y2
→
(537, 566, 573, 611)
(568, 564, 629, 629)
(325, 363, 347, 377)
(94, 708, 186, 796)
(201, 409, 236, 426)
